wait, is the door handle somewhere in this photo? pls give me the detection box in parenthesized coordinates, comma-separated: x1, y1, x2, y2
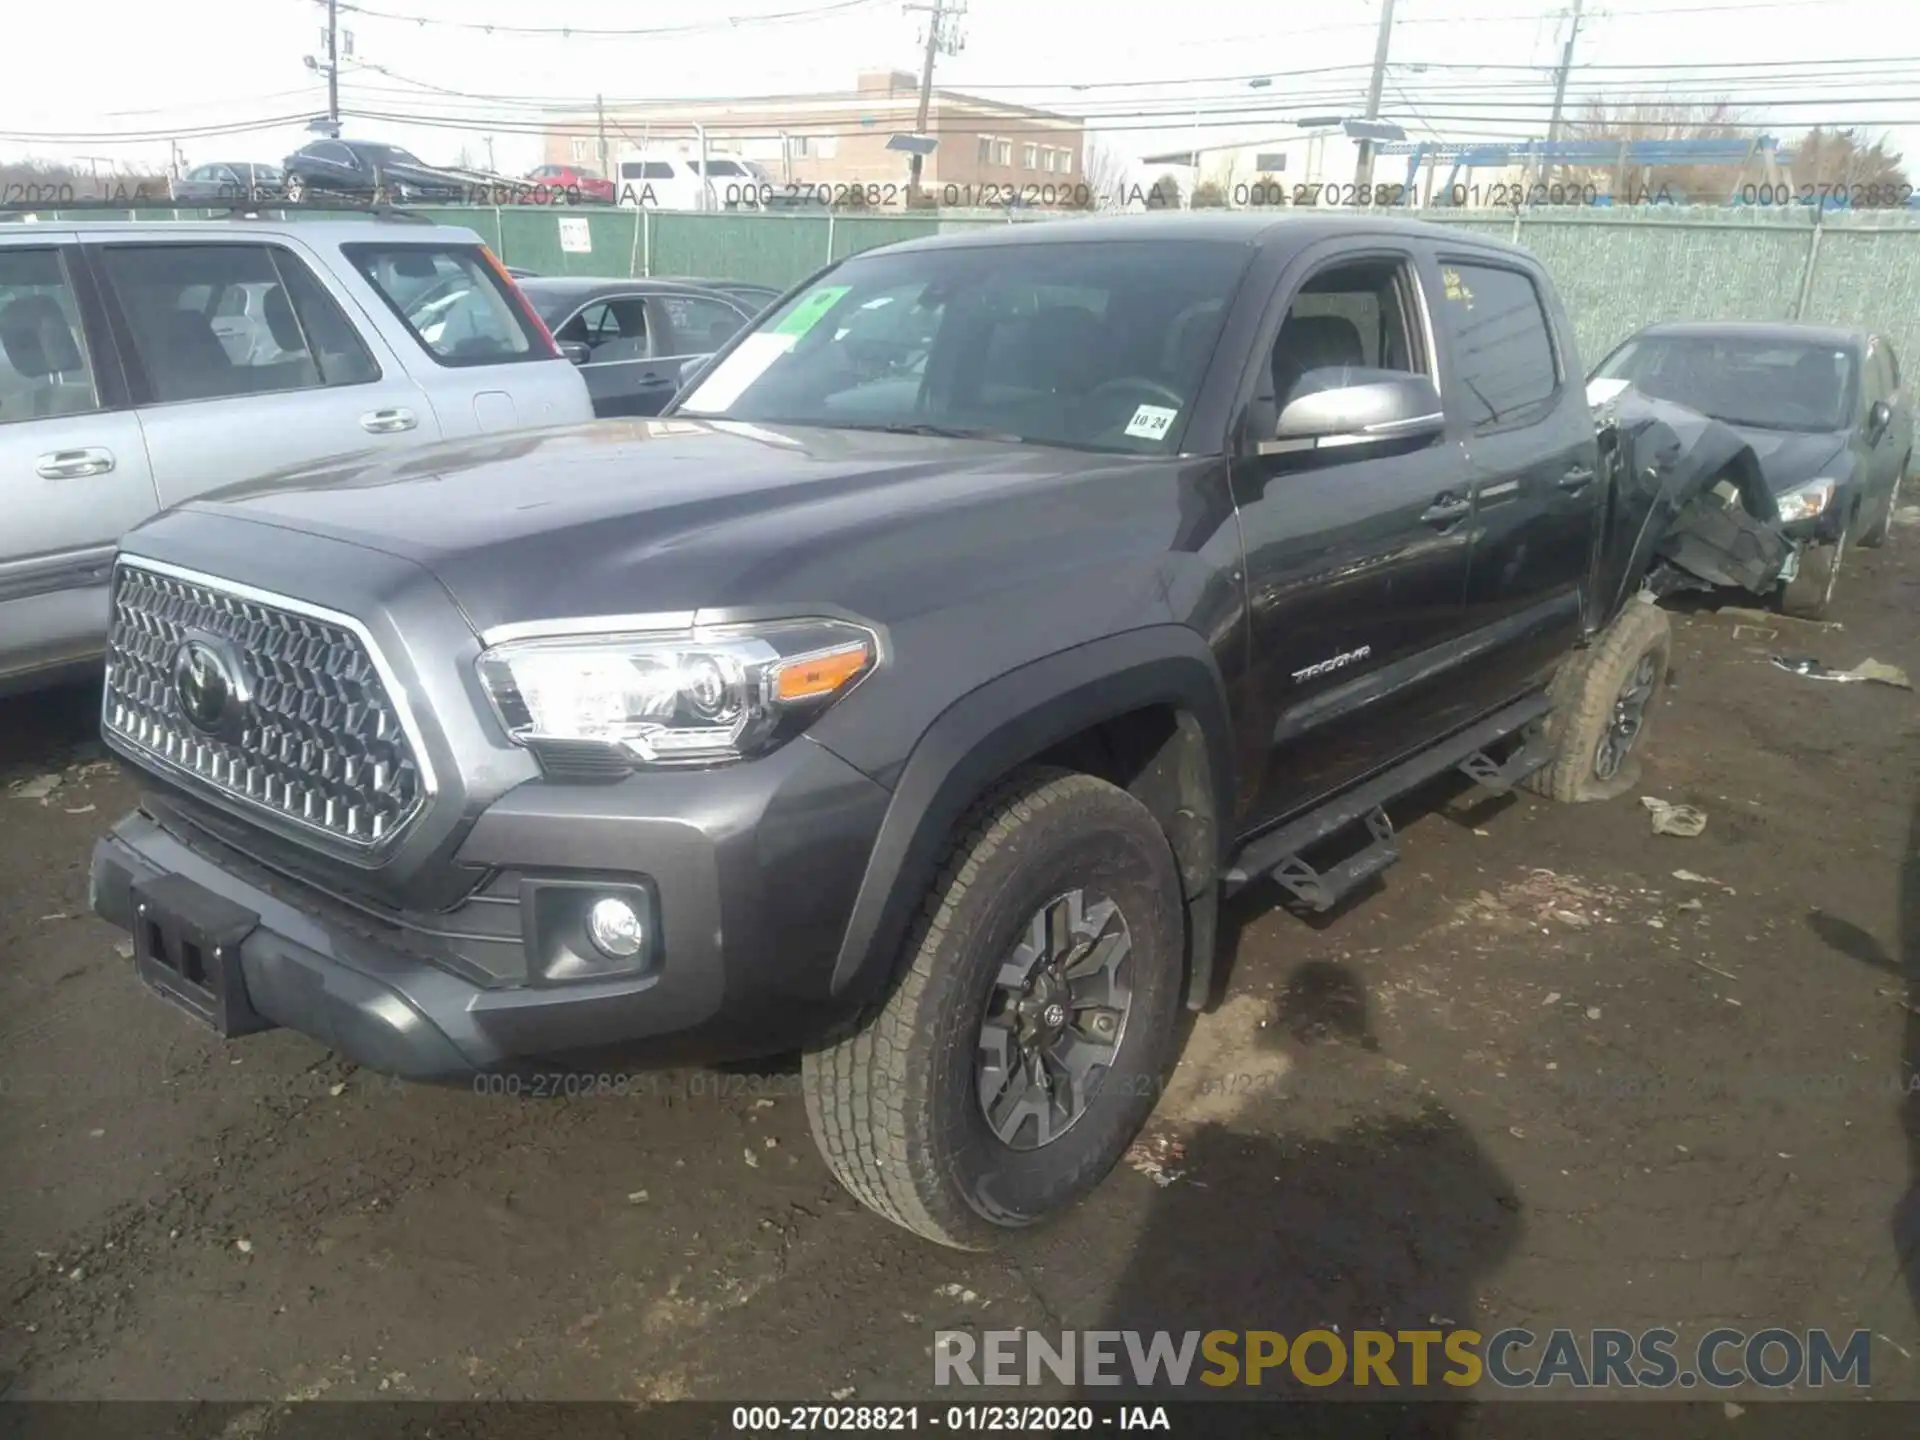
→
(1558, 466, 1596, 491)
(360, 407, 418, 434)
(36, 447, 115, 480)
(1421, 494, 1473, 527)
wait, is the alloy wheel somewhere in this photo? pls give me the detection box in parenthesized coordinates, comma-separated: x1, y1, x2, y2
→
(1594, 650, 1659, 781)
(976, 889, 1133, 1151)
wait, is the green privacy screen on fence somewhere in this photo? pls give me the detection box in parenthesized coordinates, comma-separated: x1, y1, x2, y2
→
(34, 202, 1920, 380)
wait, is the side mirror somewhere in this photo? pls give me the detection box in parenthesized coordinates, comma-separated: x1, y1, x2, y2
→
(558, 341, 591, 367)
(1868, 399, 1893, 443)
(1260, 371, 1446, 455)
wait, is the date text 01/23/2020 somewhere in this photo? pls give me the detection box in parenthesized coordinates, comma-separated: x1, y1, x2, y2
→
(728, 1405, 1171, 1431)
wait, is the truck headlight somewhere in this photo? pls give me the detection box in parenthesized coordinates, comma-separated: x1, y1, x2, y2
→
(476, 619, 877, 766)
(1774, 477, 1838, 525)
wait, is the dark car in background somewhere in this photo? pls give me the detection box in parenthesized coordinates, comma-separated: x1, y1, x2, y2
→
(1591, 321, 1913, 616)
(518, 277, 755, 416)
(171, 162, 286, 202)
(282, 140, 474, 203)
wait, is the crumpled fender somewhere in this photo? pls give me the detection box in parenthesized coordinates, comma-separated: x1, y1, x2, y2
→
(1589, 386, 1789, 614)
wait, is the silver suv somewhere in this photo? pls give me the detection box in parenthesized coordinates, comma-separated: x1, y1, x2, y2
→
(0, 216, 595, 694)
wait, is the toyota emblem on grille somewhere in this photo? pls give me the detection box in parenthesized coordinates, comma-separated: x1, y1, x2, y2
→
(172, 634, 250, 739)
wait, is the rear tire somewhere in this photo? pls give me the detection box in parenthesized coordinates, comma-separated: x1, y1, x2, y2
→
(802, 768, 1184, 1250)
(1523, 596, 1672, 804)
(1780, 526, 1846, 620)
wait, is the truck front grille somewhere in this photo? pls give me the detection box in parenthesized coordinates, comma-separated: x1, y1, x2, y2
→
(102, 560, 431, 849)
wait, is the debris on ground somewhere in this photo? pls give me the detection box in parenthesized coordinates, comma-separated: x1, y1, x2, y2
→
(8, 774, 62, 802)
(113, 939, 134, 960)
(1770, 655, 1912, 688)
(1473, 868, 1630, 930)
(1673, 869, 1736, 893)
(1641, 796, 1707, 838)
(1124, 1132, 1188, 1187)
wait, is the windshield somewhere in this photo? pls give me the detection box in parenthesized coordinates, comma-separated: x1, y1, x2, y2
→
(674, 239, 1251, 454)
(1594, 334, 1857, 432)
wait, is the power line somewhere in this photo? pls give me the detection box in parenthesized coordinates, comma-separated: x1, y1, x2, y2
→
(333, 0, 886, 38)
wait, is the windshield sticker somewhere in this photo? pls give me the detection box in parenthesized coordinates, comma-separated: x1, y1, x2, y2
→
(769, 285, 852, 338)
(1442, 267, 1474, 307)
(1124, 404, 1179, 441)
(679, 332, 796, 413)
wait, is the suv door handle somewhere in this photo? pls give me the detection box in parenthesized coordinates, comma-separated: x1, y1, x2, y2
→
(36, 447, 115, 480)
(1421, 494, 1473, 527)
(360, 407, 418, 434)
(1558, 466, 1596, 491)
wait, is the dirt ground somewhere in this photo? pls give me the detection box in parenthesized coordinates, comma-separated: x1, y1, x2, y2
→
(4, 530, 1920, 1416)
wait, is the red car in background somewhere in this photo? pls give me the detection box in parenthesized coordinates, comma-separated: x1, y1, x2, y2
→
(524, 163, 616, 204)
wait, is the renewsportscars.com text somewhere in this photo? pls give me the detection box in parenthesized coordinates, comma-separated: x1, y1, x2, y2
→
(934, 1327, 1871, 1390)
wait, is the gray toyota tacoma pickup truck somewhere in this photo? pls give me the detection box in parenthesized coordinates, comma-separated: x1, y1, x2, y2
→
(92, 214, 1711, 1248)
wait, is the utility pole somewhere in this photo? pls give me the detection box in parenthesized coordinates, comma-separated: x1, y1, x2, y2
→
(1544, 0, 1585, 186)
(1352, 0, 1398, 190)
(902, 0, 965, 201)
(325, 0, 340, 136)
(596, 93, 610, 178)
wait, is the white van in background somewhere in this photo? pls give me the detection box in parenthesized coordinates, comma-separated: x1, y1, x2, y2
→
(614, 152, 781, 212)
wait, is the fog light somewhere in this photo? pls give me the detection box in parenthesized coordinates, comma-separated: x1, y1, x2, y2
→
(586, 896, 645, 959)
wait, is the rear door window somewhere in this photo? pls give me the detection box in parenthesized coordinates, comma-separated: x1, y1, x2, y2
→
(0, 247, 101, 423)
(96, 242, 378, 403)
(342, 243, 543, 367)
(651, 293, 748, 355)
(1436, 260, 1561, 431)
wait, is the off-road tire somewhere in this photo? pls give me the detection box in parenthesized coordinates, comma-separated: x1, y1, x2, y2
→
(1781, 528, 1846, 620)
(1857, 457, 1907, 548)
(802, 768, 1184, 1250)
(1522, 595, 1672, 804)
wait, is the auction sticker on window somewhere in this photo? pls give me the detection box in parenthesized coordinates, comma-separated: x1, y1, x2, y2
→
(769, 284, 851, 338)
(1124, 403, 1179, 441)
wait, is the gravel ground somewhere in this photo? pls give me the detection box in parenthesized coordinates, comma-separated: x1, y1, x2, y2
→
(3, 532, 1918, 1415)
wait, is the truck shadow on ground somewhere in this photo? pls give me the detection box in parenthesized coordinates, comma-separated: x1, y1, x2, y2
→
(0, 679, 103, 780)
(1806, 792, 1920, 1330)
(1078, 962, 1519, 1430)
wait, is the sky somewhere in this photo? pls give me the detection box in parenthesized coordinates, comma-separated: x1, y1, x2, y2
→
(4, 0, 1917, 182)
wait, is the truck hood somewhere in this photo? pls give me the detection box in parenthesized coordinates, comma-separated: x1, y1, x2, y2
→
(174, 419, 1158, 638)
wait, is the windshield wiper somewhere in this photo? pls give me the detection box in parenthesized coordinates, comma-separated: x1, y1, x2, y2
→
(839, 421, 1027, 443)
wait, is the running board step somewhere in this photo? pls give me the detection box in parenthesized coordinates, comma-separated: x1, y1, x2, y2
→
(1268, 807, 1400, 913)
(1223, 690, 1554, 900)
(1457, 734, 1552, 796)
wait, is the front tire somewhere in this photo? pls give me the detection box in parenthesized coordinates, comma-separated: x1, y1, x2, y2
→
(1781, 526, 1846, 620)
(803, 768, 1184, 1249)
(1523, 595, 1672, 804)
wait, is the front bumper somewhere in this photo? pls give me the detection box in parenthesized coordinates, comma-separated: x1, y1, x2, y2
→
(91, 736, 893, 1081)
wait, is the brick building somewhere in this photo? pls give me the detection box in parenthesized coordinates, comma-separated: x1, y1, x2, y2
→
(544, 71, 1085, 202)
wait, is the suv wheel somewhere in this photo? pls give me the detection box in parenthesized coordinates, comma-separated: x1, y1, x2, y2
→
(1523, 596, 1672, 804)
(803, 768, 1184, 1249)
(1780, 526, 1846, 620)
(285, 174, 306, 204)
(1858, 459, 1907, 548)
